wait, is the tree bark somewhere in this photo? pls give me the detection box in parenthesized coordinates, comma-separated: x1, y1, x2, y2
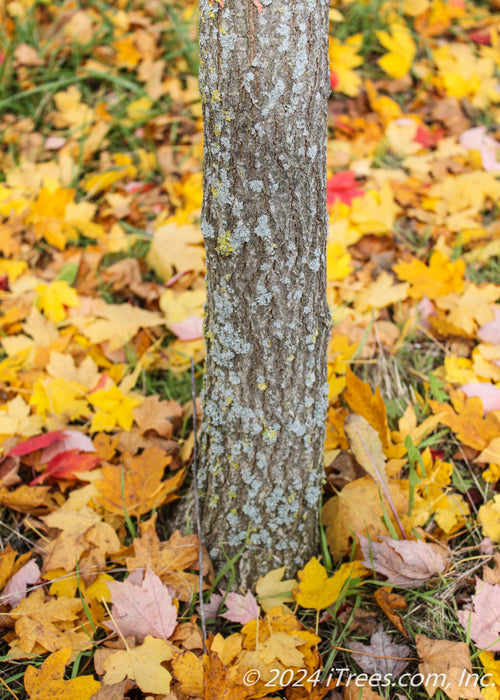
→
(198, 0, 330, 589)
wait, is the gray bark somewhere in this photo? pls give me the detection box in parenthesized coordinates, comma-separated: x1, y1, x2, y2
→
(198, 0, 330, 588)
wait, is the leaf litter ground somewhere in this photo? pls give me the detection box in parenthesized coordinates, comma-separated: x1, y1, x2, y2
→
(1, 0, 500, 698)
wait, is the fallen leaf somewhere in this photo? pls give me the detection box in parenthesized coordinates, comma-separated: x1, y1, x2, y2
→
(322, 477, 409, 561)
(102, 635, 173, 695)
(478, 496, 500, 542)
(30, 449, 100, 485)
(8, 430, 67, 457)
(95, 447, 179, 516)
(461, 383, 500, 413)
(125, 515, 201, 601)
(25, 648, 100, 699)
(359, 535, 449, 588)
(41, 504, 120, 573)
(430, 390, 500, 451)
(221, 591, 260, 625)
(9, 588, 86, 653)
(394, 250, 465, 300)
(294, 557, 368, 610)
(1, 560, 41, 608)
(255, 566, 297, 612)
(344, 414, 390, 493)
(416, 635, 483, 700)
(458, 578, 500, 652)
(105, 566, 177, 642)
(374, 588, 409, 638)
(344, 369, 391, 451)
(478, 306, 500, 344)
(133, 395, 183, 438)
(350, 625, 410, 677)
(146, 223, 205, 281)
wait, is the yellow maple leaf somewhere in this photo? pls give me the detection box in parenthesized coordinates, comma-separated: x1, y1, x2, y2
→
(112, 36, 141, 69)
(102, 636, 172, 694)
(394, 250, 465, 300)
(0, 395, 44, 438)
(89, 383, 143, 432)
(349, 183, 398, 236)
(478, 495, 500, 542)
(480, 652, 500, 700)
(126, 96, 154, 122)
(293, 557, 368, 610)
(28, 183, 79, 250)
(377, 23, 416, 79)
(83, 154, 137, 194)
(25, 648, 100, 699)
(52, 85, 95, 130)
(442, 356, 477, 385)
(164, 172, 203, 225)
(35, 280, 80, 322)
(30, 377, 91, 422)
(146, 222, 205, 281)
(354, 271, 409, 312)
(0, 259, 27, 282)
(434, 283, 500, 336)
(327, 241, 352, 281)
(329, 34, 363, 97)
(433, 43, 500, 109)
(255, 566, 297, 612)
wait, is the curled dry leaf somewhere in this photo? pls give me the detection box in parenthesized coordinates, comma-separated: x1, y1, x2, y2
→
(360, 535, 450, 587)
(373, 588, 409, 638)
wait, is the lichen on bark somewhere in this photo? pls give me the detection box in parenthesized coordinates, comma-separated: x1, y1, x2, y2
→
(198, 0, 331, 588)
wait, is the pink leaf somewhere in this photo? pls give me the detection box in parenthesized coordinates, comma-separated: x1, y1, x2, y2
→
(477, 306, 500, 345)
(460, 383, 500, 414)
(40, 430, 96, 463)
(221, 591, 260, 624)
(458, 578, 500, 652)
(198, 589, 224, 620)
(169, 315, 203, 341)
(2, 560, 41, 608)
(105, 566, 177, 642)
(459, 127, 500, 173)
(360, 535, 449, 588)
(8, 431, 67, 457)
(327, 171, 363, 206)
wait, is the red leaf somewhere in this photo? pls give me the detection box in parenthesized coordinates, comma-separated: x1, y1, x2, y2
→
(413, 125, 443, 148)
(468, 30, 491, 45)
(327, 171, 363, 206)
(330, 71, 339, 90)
(30, 450, 101, 485)
(8, 431, 67, 457)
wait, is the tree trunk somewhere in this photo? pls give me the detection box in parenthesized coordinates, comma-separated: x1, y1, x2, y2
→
(198, 0, 330, 589)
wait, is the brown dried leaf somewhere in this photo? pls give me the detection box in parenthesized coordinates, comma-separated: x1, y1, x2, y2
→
(360, 536, 449, 588)
(416, 635, 483, 700)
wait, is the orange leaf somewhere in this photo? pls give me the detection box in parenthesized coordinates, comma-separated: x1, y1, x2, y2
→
(344, 369, 391, 451)
(374, 588, 409, 638)
(430, 389, 500, 451)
